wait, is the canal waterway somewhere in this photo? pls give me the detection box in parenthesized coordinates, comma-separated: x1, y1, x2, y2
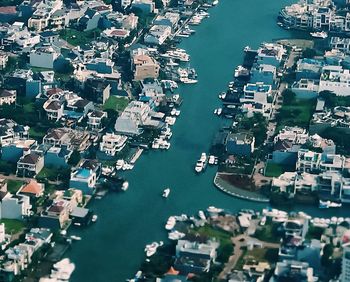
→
(67, 0, 349, 280)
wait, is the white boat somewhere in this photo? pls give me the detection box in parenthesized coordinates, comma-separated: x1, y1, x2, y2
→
(208, 155, 215, 165)
(200, 152, 207, 162)
(310, 31, 328, 39)
(234, 65, 250, 78)
(319, 200, 342, 208)
(121, 181, 129, 191)
(70, 235, 82, 241)
(244, 46, 251, 52)
(116, 159, 125, 170)
(144, 242, 159, 257)
(175, 110, 181, 116)
(152, 139, 160, 149)
(162, 188, 170, 198)
(195, 160, 204, 173)
(207, 206, 223, 213)
(217, 108, 222, 115)
(168, 230, 186, 240)
(165, 216, 176, 230)
(167, 59, 179, 67)
(163, 50, 190, 62)
(92, 215, 98, 222)
(170, 108, 177, 116)
(182, 78, 198, 84)
(260, 216, 266, 226)
(212, 0, 219, 5)
(51, 258, 75, 281)
(165, 116, 176, 125)
(198, 210, 206, 220)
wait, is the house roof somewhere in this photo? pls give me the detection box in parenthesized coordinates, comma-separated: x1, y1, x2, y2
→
(73, 99, 90, 109)
(0, 89, 15, 98)
(46, 100, 62, 110)
(47, 205, 64, 213)
(40, 31, 58, 38)
(20, 152, 40, 164)
(46, 88, 63, 96)
(20, 180, 43, 195)
(0, 6, 17, 14)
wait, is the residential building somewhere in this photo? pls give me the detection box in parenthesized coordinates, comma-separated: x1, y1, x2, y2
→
(0, 52, 8, 70)
(133, 53, 160, 81)
(240, 82, 272, 113)
(41, 199, 71, 229)
(99, 133, 128, 156)
(319, 65, 350, 96)
(144, 25, 172, 46)
(43, 99, 64, 121)
(341, 239, 350, 282)
(296, 58, 324, 80)
(87, 110, 107, 131)
(0, 89, 16, 106)
(0, 193, 31, 220)
(131, 0, 155, 13)
(250, 64, 276, 85)
(44, 146, 72, 168)
(69, 167, 97, 195)
(16, 152, 44, 177)
(18, 180, 44, 198)
(29, 46, 60, 69)
(0, 119, 29, 146)
(270, 260, 317, 282)
(291, 79, 319, 99)
(84, 78, 111, 104)
(256, 43, 286, 67)
(1, 139, 36, 163)
(226, 132, 255, 157)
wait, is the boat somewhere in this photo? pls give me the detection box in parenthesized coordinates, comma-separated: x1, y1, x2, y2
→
(51, 258, 75, 281)
(162, 50, 190, 62)
(121, 181, 129, 191)
(195, 161, 204, 173)
(116, 159, 125, 170)
(144, 242, 159, 257)
(207, 206, 223, 213)
(70, 235, 82, 241)
(214, 109, 218, 114)
(234, 65, 250, 78)
(92, 215, 98, 222)
(168, 230, 186, 240)
(162, 188, 170, 198)
(198, 210, 206, 220)
(260, 216, 266, 226)
(319, 200, 342, 209)
(175, 110, 181, 116)
(217, 108, 222, 115)
(165, 216, 176, 230)
(310, 31, 328, 39)
(212, 0, 219, 5)
(208, 155, 216, 165)
(243, 46, 251, 52)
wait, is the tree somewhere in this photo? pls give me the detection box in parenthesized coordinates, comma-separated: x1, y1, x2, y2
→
(155, 0, 164, 9)
(282, 89, 296, 105)
(68, 150, 81, 166)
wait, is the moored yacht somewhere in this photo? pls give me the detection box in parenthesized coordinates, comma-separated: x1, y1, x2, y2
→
(162, 188, 170, 198)
(121, 181, 129, 191)
(310, 31, 328, 39)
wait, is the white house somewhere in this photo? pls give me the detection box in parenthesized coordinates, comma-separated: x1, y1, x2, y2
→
(319, 65, 350, 96)
(30, 46, 60, 69)
(99, 133, 128, 156)
(0, 89, 16, 106)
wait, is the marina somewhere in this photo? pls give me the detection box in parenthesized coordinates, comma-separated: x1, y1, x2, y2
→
(65, 0, 350, 281)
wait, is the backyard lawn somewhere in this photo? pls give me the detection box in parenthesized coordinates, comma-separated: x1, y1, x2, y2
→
(276, 98, 316, 130)
(264, 162, 295, 177)
(7, 180, 24, 194)
(103, 96, 129, 112)
(0, 219, 25, 234)
(59, 28, 101, 46)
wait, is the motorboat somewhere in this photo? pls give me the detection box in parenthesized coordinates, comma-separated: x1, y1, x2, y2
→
(234, 65, 250, 78)
(208, 155, 216, 165)
(165, 116, 176, 125)
(260, 216, 266, 226)
(310, 31, 328, 39)
(92, 215, 98, 222)
(116, 159, 125, 170)
(165, 216, 176, 230)
(195, 160, 204, 173)
(51, 258, 75, 281)
(162, 188, 171, 198)
(168, 230, 186, 240)
(207, 206, 223, 213)
(70, 235, 82, 241)
(217, 108, 222, 115)
(319, 200, 342, 209)
(198, 210, 206, 220)
(144, 242, 159, 257)
(121, 181, 129, 191)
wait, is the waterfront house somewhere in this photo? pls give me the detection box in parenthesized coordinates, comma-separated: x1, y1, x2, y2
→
(240, 82, 272, 115)
(144, 25, 172, 46)
(154, 12, 180, 31)
(132, 53, 160, 81)
(16, 151, 44, 178)
(115, 101, 151, 136)
(330, 37, 350, 55)
(99, 133, 128, 156)
(0, 119, 29, 146)
(256, 43, 286, 67)
(87, 110, 107, 131)
(226, 132, 255, 157)
(40, 199, 71, 229)
(69, 168, 97, 195)
(174, 239, 219, 274)
(296, 149, 322, 173)
(58, 188, 83, 209)
(250, 64, 276, 86)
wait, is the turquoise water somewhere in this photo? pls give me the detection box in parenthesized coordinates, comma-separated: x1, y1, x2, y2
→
(67, 0, 349, 281)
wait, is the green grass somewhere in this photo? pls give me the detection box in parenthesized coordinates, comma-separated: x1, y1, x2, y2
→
(7, 180, 24, 194)
(59, 28, 101, 46)
(29, 127, 47, 140)
(253, 224, 281, 243)
(276, 98, 316, 130)
(265, 162, 286, 177)
(103, 96, 129, 112)
(0, 219, 25, 234)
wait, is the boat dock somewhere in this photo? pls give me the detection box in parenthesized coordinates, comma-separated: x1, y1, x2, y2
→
(130, 148, 144, 164)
